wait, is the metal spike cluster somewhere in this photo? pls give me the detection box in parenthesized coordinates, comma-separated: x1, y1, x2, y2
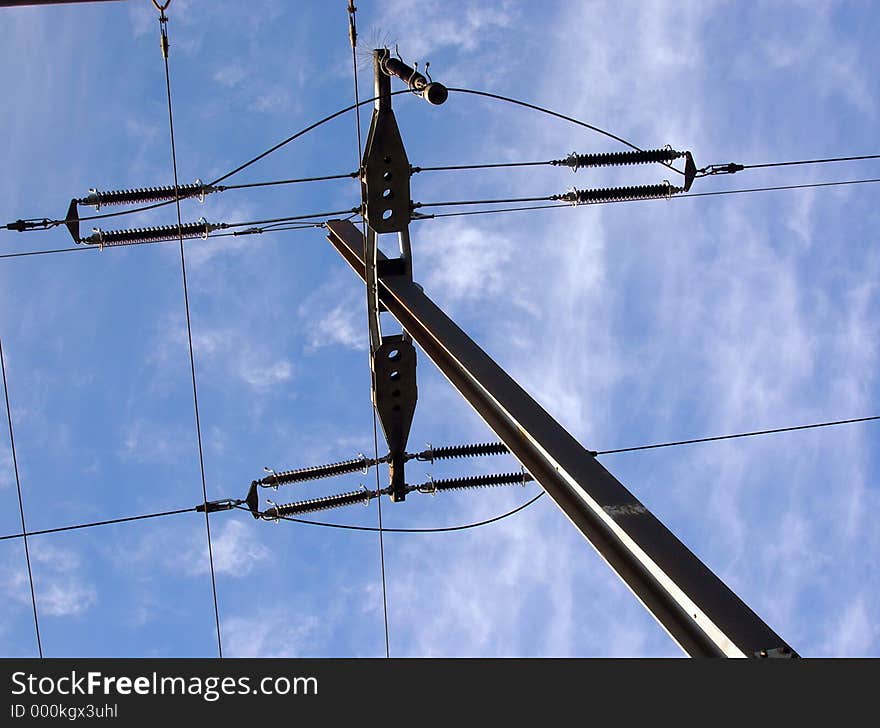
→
(259, 455, 378, 488)
(553, 182, 682, 205)
(552, 148, 685, 172)
(79, 181, 217, 209)
(82, 219, 222, 247)
(262, 488, 376, 520)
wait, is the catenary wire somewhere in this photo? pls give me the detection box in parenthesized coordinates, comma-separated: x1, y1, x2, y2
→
(0, 337, 43, 657)
(413, 177, 880, 219)
(234, 493, 545, 534)
(1, 413, 874, 543)
(446, 87, 686, 178)
(739, 153, 880, 172)
(158, 10, 223, 658)
(596, 415, 880, 456)
(0, 507, 197, 542)
(347, 2, 391, 660)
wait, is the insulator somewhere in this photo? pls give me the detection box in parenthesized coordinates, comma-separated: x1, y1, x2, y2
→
(260, 455, 376, 487)
(79, 180, 216, 209)
(552, 148, 685, 172)
(414, 442, 509, 462)
(554, 182, 682, 206)
(262, 488, 375, 519)
(82, 219, 222, 247)
(424, 471, 533, 493)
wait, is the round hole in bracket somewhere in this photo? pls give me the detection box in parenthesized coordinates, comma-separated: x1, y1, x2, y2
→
(388, 349, 401, 361)
(382, 171, 392, 181)
(383, 155, 392, 164)
(392, 389, 401, 398)
(382, 188, 393, 199)
(389, 370, 400, 381)
(382, 209, 393, 220)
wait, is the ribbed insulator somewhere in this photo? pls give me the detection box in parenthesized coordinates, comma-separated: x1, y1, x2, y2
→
(554, 182, 681, 205)
(263, 488, 375, 519)
(79, 181, 215, 208)
(82, 220, 221, 246)
(260, 456, 374, 487)
(430, 472, 533, 492)
(419, 442, 509, 462)
(552, 148, 684, 172)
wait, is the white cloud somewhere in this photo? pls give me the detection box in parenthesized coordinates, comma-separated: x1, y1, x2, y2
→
(223, 610, 320, 658)
(184, 520, 271, 579)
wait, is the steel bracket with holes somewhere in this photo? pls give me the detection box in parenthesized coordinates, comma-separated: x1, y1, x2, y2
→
(361, 48, 419, 501)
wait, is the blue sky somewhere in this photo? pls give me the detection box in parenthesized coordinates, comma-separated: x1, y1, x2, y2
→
(0, 0, 878, 657)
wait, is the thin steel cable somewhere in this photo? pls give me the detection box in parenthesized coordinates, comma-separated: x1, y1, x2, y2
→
(218, 171, 357, 191)
(1, 415, 872, 542)
(0, 507, 196, 542)
(0, 337, 43, 657)
(0, 247, 95, 260)
(414, 160, 551, 172)
(159, 13, 223, 658)
(596, 416, 880, 455)
(446, 87, 686, 178)
(235, 492, 545, 533)
(743, 154, 880, 171)
(413, 177, 880, 219)
(348, 5, 391, 660)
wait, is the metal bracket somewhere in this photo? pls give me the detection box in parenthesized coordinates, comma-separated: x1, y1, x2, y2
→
(361, 48, 412, 234)
(373, 335, 417, 502)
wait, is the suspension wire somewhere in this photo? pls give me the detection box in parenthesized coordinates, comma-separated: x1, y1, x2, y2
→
(4, 409, 874, 543)
(157, 8, 222, 659)
(0, 337, 43, 657)
(413, 177, 880, 220)
(217, 171, 357, 191)
(347, 1, 390, 659)
(0, 507, 197, 543)
(446, 87, 687, 178)
(596, 415, 880, 456)
(415, 195, 554, 209)
(234, 492, 545, 533)
(0, 246, 95, 261)
(414, 160, 552, 173)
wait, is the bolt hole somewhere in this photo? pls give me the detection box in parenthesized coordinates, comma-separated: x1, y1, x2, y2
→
(382, 171, 392, 181)
(392, 389, 401, 398)
(382, 188, 393, 199)
(382, 209, 393, 220)
(388, 349, 401, 361)
(389, 370, 400, 381)
(383, 155, 392, 164)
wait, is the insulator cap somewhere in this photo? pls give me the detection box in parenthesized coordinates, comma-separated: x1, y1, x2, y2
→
(79, 180, 215, 208)
(260, 455, 374, 487)
(415, 442, 509, 462)
(425, 471, 533, 493)
(263, 488, 375, 519)
(82, 219, 220, 247)
(553, 148, 685, 172)
(554, 182, 682, 205)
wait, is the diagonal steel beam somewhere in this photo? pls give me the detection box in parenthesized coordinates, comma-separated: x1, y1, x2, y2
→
(326, 218, 797, 658)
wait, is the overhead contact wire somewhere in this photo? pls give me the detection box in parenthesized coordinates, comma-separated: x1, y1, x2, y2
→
(1, 337, 43, 657)
(157, 8, 223, 658)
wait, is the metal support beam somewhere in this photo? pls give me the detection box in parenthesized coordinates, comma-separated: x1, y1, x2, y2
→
(326, 218, 797, 658)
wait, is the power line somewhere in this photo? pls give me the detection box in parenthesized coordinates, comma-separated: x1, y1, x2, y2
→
(413, 177, 880, 220)
(234, 493, 545, 534)
(0, 507, 197, 542)
(0, 337, 43, 657)
(446, 87, 687, 178)
(157, 7, 223, 659)
(347, 2, 391, 660)
(596, 415, 880, 456)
